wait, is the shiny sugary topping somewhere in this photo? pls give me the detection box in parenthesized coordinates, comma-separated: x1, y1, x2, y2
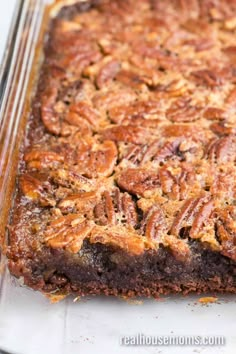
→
(19, 0, 236, 260)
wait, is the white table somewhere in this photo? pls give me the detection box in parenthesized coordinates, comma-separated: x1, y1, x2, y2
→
(0, 0, 17, 67)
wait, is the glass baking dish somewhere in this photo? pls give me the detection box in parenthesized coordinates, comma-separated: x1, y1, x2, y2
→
(0, 1, 235, 353)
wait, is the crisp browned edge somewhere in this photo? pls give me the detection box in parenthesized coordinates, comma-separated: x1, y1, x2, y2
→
(0, 3, 53, 253)
(0, 1, 94, 253)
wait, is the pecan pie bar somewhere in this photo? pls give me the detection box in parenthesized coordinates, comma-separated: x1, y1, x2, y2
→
(8, 0, 236, 297)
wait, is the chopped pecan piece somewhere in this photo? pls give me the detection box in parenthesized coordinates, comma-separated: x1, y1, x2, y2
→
(163, 235, 191, 262)
(121, 144, 147, 165)
(44, 214, 94, 253)
(159, 79, 188, 97)
(117, 168, 160, 197)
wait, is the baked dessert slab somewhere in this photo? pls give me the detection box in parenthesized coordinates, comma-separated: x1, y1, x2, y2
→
(8, 0, 236, 298)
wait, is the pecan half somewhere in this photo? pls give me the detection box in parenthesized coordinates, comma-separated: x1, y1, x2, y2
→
(117, 168, 160, 197)
(225, 87, 236, 108)
(102, 125, 154, 145)
(109, 100, 161, 124)
(94, 188, 138, 227)
(41, 84, 61, 135)
(63, 112, 92, 135)
(122, 138, 203, 166)
(24, 150, 64, 170)
(69, 101, 100, 127)
(162, 124, 210, 141)
(166, 97, 202, 123)
(141, 205, 167, 240)
(210, 121, 236, 136)
(19, 174, 55, 207)
(44, 214, 94, 253)
(171, 196, 210, 237)
(215, 206, 236, 261)
(96, 59, 120, 88)
(206, 135, 236, 164)
(92, 86, 137, 111)
(189, 200, 215, 238)
(75, 140, 118, 178)
(41, 80, 98, 135)
(159, 165, 197, 200)
(191, 69, 222, 88)
(58, 191, 98, 214)
(51, 168, 94, 191)
(203, 107, 226, 121)
(115, 69, 151, 88)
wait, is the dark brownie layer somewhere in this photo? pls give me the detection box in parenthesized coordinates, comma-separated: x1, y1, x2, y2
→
(7, 0, 236, 297)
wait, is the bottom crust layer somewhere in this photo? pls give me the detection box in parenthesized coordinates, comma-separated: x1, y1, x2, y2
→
(8, 241, 236, 298)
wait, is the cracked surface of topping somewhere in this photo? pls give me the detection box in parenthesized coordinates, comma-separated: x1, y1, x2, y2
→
(10, 0, 236, 263)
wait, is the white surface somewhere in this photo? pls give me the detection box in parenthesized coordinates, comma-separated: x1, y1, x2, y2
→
(0, 0, 17, 66)
(0, 272, 236, 354)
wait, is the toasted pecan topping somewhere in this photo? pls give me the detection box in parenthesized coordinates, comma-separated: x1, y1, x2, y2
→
(44, 215, 93, 253)
(16, 0, 236, 260)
